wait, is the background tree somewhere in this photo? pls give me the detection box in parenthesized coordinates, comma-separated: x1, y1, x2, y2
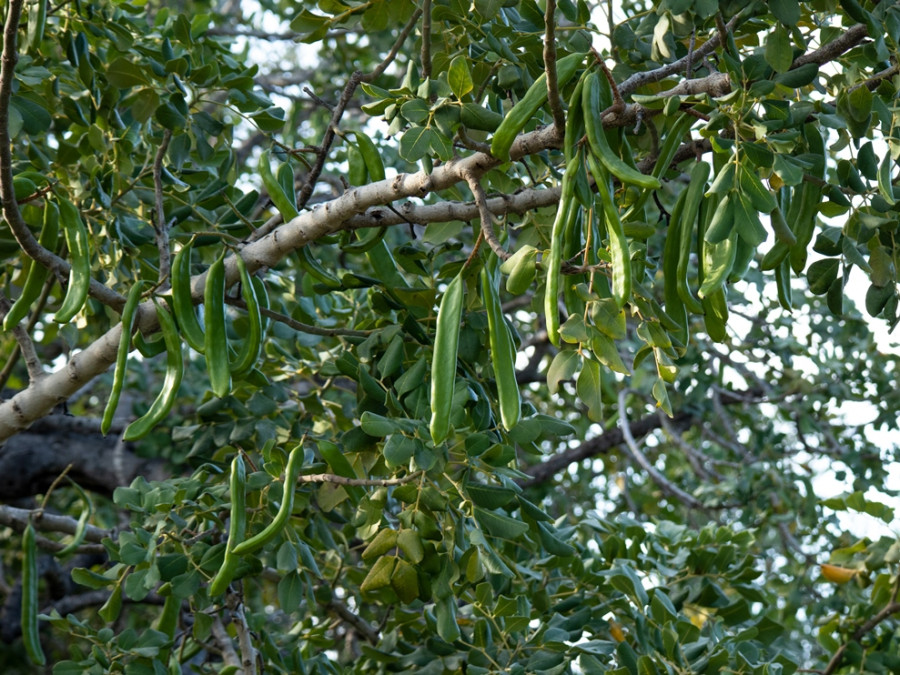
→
(0, 0, 898, 672)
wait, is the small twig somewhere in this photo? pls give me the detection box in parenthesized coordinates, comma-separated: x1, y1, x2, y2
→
(462, 171, 510, 261)
(463, 230, 485, 270)
(153, 129, 174, 284)
(324, 596, 380, 644)
(456, 128, 492, 154)
(361, 8, 422, 84)
(296, 5, 423, 210)
(302, 86, 333, 112)
(685, 28, 696, 79)
(296, 471, 423, 487)
(848, 62, 900, 93)
(0, 272, 53, 390)
(618, 389, 705, 510)
(617, 12, 741, 98)
(543, 0, 565, 130)
(0, 296, 44, 382)
(223, 295, 373, 338)
(420, 0, 432, 80)
(658, 411, 722, 481)
(597, 58, 624, 111)
(38, 464, 73, 512)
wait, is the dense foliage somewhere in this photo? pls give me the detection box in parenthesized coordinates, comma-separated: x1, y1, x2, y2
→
(0, 0, 898, 672)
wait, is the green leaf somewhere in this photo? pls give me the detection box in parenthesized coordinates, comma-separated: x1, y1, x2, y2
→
(591, 333, 629, 374)
(770, 0, 799, 25)
(466, 482, 517, 509)
(390, 558, 419, 603)
(734, 191, 767, 245)
(764, 25, 793, 74)
(473, 506, 529, 539)
(591, 298, 627, 339)
(106, 58, 149, 88)
(807, 258, 840, 295)
(576, 358, 604, 422)
(277, 571, 304, 610)
(448, 55, 474, 99)
(360, 556, 395, 593)
(547, 349, 580, 395)
(773, 154, 804, 186)
(399, 125, 434, 162)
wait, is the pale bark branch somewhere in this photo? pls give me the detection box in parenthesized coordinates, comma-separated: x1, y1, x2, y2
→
(295, 471, 422, 487)
(791, 23, 868, 69)
(153, 129, 174, 284)
(617, 389, 705, 510)
(0, 504, 111, 543)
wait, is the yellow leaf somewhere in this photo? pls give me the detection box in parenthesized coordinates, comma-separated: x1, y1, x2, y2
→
(820, 563, 856, 584)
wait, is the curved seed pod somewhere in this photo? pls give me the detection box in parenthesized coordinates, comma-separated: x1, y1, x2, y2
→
(229, 256, 263, 377)
(355, 131, 386, 182)
(122, 299, 184, 441)
(208, 454, 247, 596)
(21, 523, 46, 666)
(663, 188, 689, 344)
(586, 150, 631, 308)
(203, 253, 231, 398)
(675, 162, 710, 315)
(4, 199, 59, 331)
(102, 281, 148, 435)
(430, 273, 464, 444)
(170, 240, 206, 353)
(24, 0, 47, 55)
(481, 263, 520, 431)
(564, 68, 590, 163)
(698, 233, 737, 299)
(491, 51, 586, 161)
(545, 151, 580, 346)
(231, 443, 303, 555)
(775, 257, 793, 310)
(53, 196, 91, 323)
(582, 72, 661, 190)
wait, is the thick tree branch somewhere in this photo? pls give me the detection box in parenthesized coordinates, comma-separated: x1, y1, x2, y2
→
(295, 471, 422, 487)
(791, 23, 868, 69)
(344, 184, 561, 230)
(616, 13, 740, 97)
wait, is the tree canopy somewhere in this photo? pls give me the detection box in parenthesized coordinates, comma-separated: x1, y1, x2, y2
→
(0, 0, 899, 672)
